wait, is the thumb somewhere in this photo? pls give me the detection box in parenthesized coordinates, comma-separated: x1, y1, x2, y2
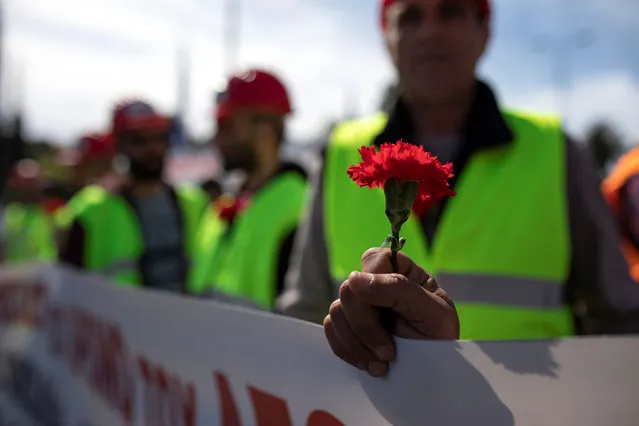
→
(361, 248, 416, 276)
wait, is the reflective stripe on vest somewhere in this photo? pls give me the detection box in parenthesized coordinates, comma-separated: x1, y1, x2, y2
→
(190, 172, 308, 310)
(3, 203, 57, 264)
(332, 274, 564, 309)
(324, 111, 574, 340)
(73, 185, 208, 287)
(437, 273, 563, 308)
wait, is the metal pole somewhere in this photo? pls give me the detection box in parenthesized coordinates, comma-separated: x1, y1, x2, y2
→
(223, 0, 241, 75)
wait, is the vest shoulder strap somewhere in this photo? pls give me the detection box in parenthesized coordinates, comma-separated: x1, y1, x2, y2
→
(274, 169, 308, 189)
(175, 185, 209, 216)
(505, 109, 561, 137)
(277, 161, 309, 182)
(330, 113, 388, 148)
(70, 185, 115, 220)
(176, 184, 207, 201)
(249, 170, 308, 222)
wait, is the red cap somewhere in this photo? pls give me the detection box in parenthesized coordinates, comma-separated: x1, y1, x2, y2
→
(78, 132, 115, 163)
(215, 69, 292, 119)
(111, 99, 171, 134)
(380, 0, 491, 29)
(58, 132, 115, 166)
(8, 159, 43, 188)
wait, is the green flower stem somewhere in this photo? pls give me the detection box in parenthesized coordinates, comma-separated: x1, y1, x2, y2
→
(382, 178, 417, 273)
(381, 230, 406, 273)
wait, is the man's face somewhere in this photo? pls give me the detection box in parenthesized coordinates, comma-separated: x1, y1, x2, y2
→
(213, 113, 258, 172)
(118, 128, 168, 181)
(384, 0, 488, 103)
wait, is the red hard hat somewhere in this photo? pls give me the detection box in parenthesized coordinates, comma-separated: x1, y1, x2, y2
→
(8, 159, 43, 188)
(214, 69, 292, 119)
(380, 0, 491, 29)
(111, 98, 171, 134)
(58, 132, 114, 166)
(78, 132, 115, 163)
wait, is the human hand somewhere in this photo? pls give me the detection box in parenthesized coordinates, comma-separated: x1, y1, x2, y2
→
(323, 248, 459, 377)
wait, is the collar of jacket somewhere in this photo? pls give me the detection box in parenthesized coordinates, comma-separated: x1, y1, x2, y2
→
(373, 79, 514, 153)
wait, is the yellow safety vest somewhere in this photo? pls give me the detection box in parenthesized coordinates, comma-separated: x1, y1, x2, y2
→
(70, 185, 209, 287)
(189, 171, 308, 310)
(324, 111, 574, 340)
(2, 203, 57, 264)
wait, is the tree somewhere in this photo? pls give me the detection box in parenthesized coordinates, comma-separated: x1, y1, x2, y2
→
(585, 121, 624, 175)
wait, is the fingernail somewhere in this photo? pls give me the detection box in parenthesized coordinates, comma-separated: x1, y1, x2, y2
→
(375, 346, 392, 361)
(367, 361, 387, 377)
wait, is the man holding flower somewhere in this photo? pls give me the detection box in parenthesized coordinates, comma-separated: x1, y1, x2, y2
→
(277, 0, 639, 376)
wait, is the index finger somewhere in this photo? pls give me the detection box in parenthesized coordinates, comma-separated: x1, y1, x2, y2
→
(362, 248, 436, 291)
(347, 271, 448, 323)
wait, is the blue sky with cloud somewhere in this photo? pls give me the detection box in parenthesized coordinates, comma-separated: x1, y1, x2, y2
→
(3, 0, 638, 145)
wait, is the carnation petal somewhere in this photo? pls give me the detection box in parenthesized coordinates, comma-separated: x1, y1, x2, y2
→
(347, 141, 456, 212)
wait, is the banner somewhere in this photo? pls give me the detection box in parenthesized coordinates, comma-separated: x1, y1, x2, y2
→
(0, 265, 638, 426)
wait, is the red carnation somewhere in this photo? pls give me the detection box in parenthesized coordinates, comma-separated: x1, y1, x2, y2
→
(347, 140, 455, 202)
(216, 194, 251, 223)
(347, 140, 455, 271)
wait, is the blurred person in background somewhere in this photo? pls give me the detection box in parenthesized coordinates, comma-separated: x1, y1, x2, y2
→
(66, 131, 120, 193)
(59, 99, 209, 293)
(0, 159, 57, 264)
(188, 69, 309, 310)
(278, 0, 639, 372)
(55, 131, 121, 236)
(41, 180, 69, 216)
(603, 146, 639, 286)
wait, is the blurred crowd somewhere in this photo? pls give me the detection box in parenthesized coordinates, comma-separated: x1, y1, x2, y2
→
(1, 0, 639, 376)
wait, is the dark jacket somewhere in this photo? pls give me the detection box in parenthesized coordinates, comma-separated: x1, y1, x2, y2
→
(59, 183, 194, 291)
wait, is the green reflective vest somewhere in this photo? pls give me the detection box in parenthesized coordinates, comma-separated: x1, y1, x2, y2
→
(54, 187, 95, 231)
(324, 111, 575, 340)
(189, 171, 308, 310)
(70, 185, 209, 287)
(2, 203, 57, 264)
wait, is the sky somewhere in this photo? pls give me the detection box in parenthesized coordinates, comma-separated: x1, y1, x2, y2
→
(3, 0, 639, 146)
